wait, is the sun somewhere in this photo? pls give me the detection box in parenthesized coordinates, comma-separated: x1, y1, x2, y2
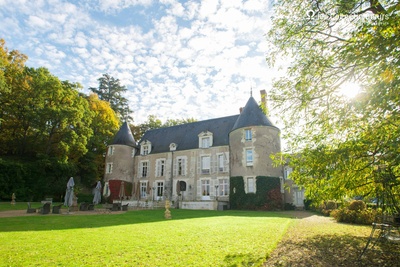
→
(338, 82, 360, 98)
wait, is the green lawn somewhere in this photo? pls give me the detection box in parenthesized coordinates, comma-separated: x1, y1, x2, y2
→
(0, 208, 292, 266)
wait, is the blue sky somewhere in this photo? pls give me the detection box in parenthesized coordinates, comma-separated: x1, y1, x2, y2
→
(0, 0, 280, 124)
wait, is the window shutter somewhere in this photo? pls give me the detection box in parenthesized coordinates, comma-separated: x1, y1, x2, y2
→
(197, 180, 201, 197)
(182, 157, 186, 176)
(211, 155, 217, 174)
(197, 156, 201, 175)
(224, 152, 229, 172)
(173, 158, 176, 176)
(210, 179, 215, 196)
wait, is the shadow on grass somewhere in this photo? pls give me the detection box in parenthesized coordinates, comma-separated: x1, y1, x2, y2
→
(0, 209, 304, 232)
(267, 233, 400, 267)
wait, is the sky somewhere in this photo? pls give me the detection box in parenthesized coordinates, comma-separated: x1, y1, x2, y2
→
(0, 0, 279, 125)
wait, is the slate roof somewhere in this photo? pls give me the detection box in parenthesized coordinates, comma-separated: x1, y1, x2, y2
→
(231, 96, 278, 131)
(111, 121, 137, 147)
(140, 115, 239, 154)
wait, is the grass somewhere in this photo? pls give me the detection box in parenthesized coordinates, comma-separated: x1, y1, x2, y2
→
(265, 214, 400, 267)
(0, 202, 46, 211)
(0, 207, 292, 266)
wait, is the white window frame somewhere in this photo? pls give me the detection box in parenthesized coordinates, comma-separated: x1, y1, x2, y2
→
(108, 146, 114, 156)
(217, 153, 228, 172)
(140, 140, 152, 155)
(175, 156, 187, 176)
(218, 178, 229, 196)
(201, 136, 210, 148)
(246, 177, 256, 193)
(140, 181, 148, 198)
(201, 179, 210, 196)
(156, 181, 164, 199)
(156, 158, 166, 177)
(198, 131, 213, 148)
(284, 167, 293, 180)
(245, 129, 252, 141)
(106, 163, 113, 174)
(246, 148, 253, 166)
(201, 155, 211, 174)
(140, 161, 149, 178)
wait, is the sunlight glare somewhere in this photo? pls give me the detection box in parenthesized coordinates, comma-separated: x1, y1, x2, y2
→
(338, 82, 360, 98)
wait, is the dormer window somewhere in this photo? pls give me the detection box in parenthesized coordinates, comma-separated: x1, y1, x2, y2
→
(169, 143, 177, 151)
(201, 137, 210, 148)
(140, 140, 152, 155)
(198, 131, 213, 148)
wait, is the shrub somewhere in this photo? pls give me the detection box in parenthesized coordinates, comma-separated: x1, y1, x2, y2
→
(331, 201, 377, 225)
(348, 200, 366, 211)
(325, 200, 337, 210)
(76, 193, 93, 203)
(284, 203, 296, 210)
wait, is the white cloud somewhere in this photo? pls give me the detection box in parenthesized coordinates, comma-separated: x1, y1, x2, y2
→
(0, 0, 276, 126)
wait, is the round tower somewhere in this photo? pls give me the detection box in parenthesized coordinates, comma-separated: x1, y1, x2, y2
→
(229, 96, 282, 178)
(104, 121, 138, 201)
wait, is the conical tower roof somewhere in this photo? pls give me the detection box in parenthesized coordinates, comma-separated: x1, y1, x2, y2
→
(231, 96, 277, 131)
(111, 121, 137, 147)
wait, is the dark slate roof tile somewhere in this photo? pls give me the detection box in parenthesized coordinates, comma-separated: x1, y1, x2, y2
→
(111, 121, 137, 147)
(140, 115, 239, 154)
(231, 96, 278, 131)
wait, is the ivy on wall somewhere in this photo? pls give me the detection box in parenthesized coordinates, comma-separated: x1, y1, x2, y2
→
(229, 176, 282, 210)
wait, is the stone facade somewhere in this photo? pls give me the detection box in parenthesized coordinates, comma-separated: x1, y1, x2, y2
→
(103, 95, 302, 210)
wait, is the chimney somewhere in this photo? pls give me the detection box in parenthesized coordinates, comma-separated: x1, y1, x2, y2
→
(239, 107, 243, 113)
(260, 90, 267, 109)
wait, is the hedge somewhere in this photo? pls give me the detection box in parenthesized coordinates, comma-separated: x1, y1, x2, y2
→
(229, 176, 282, 210)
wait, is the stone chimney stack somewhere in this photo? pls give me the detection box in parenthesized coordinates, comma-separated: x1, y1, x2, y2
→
(260, 90, 267, 109)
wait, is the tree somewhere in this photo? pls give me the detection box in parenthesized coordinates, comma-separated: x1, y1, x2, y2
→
(267, 0, 400, 208)
(89, 74, 131, 121)
(78, 93, 120, 187)
(131, 115, 197, 141)
(0, 66, 93, 161)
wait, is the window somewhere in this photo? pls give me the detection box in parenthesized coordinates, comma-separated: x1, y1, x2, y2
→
(201, 180, 210, 196)
(284, 167, 293, 180)
(108, 146, 114, 156)
(106, 163, 113, 174)
(247, 177, 255, 193)
(156, 182, 164, 198)
(140, 161, 149, 178)
(218, 154, 226, 172)
(177, 158, 185, 175)
(140, 182, 148, 198)
(201, 137, 210, 148)
(142, 145, 149, 155)
(218, 178, 229, 196)
(176, 157, 186, 176)
(169, 143, 177, 151)
(198, 131, 213, 148)
(156, 159, 166, 177)
(245, 129, 252, 141)
(201, 156, 210, 174)
(246, 149, 253, 166)
(140, 140, 152, 155)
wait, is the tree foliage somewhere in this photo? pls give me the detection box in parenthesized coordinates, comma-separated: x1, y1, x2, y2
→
(267, 0, 400, 209)
(131, 115, 197, 141)
(0, 40, 123, 200)
(89, 73, 130, 122)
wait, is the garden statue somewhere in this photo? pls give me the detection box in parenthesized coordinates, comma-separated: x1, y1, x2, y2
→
(164, 200, 172, 219)
(11, 193, 16, 205)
